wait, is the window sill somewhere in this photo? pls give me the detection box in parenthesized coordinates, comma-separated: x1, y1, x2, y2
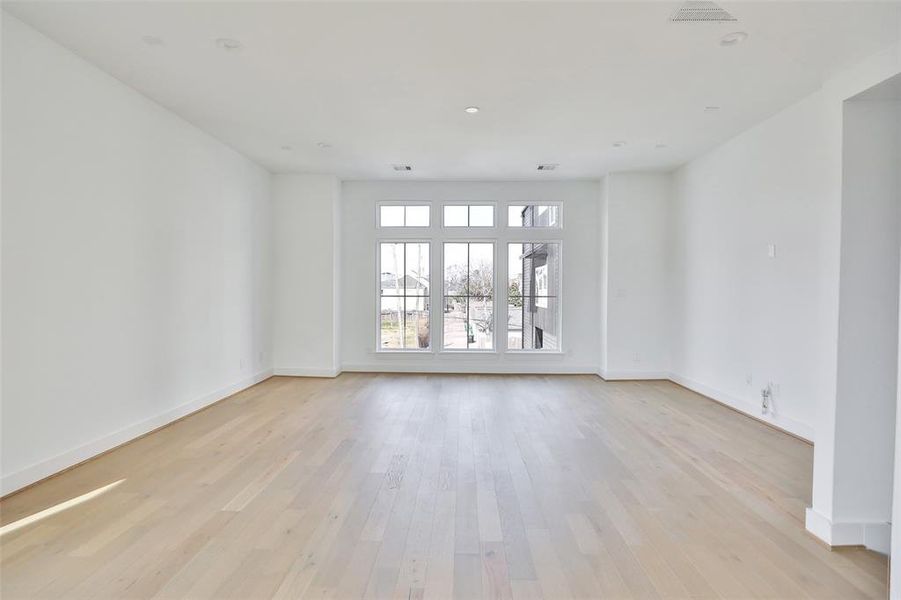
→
(505, 349, 566, 355)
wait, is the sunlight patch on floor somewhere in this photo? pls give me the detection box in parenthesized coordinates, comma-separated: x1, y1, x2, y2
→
(0, 479, 125, 537)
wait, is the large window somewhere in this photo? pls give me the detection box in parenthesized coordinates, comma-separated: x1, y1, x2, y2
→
(443, 242, 494, 349)
(508, 242, 560, 350)
(379, 242, 430, 350)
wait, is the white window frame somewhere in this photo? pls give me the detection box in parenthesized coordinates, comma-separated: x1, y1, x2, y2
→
(377, 201, 432, 228)
(372, 200, 565, 356)
(506, 202, 563, 229)
(376, 239, 433, 352)
(505, 239, 564, 353)
(440, 240, 497, 352)
(441, 202, 497, 229)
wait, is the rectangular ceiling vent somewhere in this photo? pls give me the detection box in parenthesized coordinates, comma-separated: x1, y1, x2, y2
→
(392, 164, 413, 171)
(537, 164, 558, 171)
(670, 1, 737, 22)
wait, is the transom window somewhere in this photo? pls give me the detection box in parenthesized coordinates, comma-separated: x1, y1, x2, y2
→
(443, 204, 495, 227)
(443, 242, 494, 349)
(379, 204, 430, 227)
(508, 204, 561, 228)
(379, 242, 430, 350)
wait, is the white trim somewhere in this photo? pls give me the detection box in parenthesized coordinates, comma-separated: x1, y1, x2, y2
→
(273, 367, 341, 378)
(805, 508, 891, 554)
(0, 369, 274, 496)
(599, 369, 669, 381)
(342, 362, 597, 374)
(668, 372, 815, 442)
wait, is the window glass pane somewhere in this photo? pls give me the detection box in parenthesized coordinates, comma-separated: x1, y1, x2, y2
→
(380, 243, 404, 296)
(404, 243, 429, 295)
(380, 205, 404, 227)
(469, 243, 494, 298)
(468, 298, 494, 349)
(508, 242, 560, 350)
(406, 205, 430, 227)
(380, 296, 403, 349)
(444, 205, 468, 227)
(469, 205, 494, 227)
(508, 206, 525, 227)
(507, 204, 561, 227)
(405, 296, 430, 349)
(443, 243, 468, 296)
(443, 296, 468, 349)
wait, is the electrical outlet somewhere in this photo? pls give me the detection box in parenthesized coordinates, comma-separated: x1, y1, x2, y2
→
(632, 352, 641, 364)
(761, 383, 773, 414)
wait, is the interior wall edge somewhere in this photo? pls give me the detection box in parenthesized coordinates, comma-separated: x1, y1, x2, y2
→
(0, 369, 274, 497)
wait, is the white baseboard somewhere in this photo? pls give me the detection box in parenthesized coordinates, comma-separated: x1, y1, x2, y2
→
(0, 368, 274, 496)
(598, 369, 670, 381)
(273, 367, 341, 378)
(805, 507, 891, 554)
(341, 363, 598, 374)
(667, 372, 815, 442)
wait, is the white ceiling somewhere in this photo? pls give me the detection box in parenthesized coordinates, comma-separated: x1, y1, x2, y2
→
(5, 1, 901, 179)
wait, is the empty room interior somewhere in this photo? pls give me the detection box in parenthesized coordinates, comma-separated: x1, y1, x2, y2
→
(2, 1, 901, 599)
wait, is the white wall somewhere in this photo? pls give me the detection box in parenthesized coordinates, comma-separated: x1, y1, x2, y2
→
(272, 174, 341, 377)
(669, 90, 832, 442)
(600, 172, 670, 379)
(1, 15, 273, 494)
(340, 180, 601, 373)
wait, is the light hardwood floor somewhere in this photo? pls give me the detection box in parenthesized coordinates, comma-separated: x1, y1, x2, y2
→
(0, 374, 888, 599)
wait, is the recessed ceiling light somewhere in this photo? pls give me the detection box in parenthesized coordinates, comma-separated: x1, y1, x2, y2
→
(281, 145, 292, 151)
(612, 141, 627, 148)
(215, 38, 243, 52)
(317, 142, 332, 149)
(141, 35, 164, 47)
(719, 31, 748, 47)
(464, 106, 480, 114)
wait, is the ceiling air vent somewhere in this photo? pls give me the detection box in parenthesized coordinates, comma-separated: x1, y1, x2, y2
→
(537, 164, 558, 171)
(670, 1, 737, 22)
(392, 164, 413, 171)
